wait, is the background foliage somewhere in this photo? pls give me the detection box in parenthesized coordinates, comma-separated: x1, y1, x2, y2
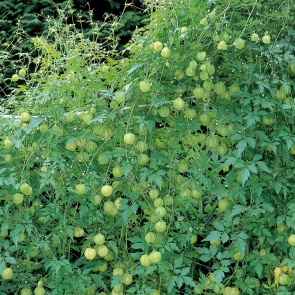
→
(0, 0, 146, 98)
(1, 0, 295, 294)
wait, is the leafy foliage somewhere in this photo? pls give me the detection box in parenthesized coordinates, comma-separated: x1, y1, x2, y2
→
(0, 0, 295, 294)
(0, 0, 146, 98)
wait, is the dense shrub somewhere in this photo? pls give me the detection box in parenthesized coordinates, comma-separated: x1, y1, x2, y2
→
(0, 0, 295, 294)
(0, 0, 146, 98)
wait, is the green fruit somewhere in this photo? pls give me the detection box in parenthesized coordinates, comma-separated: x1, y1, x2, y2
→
(155, 221, 167, 233)
(180, 26, 188, 33)
(149, 250, 161, 263)
(11, 74, 19, 82)
(21, 288, 32, 295)
(221, 32, 230, 42)
(173, 97, 185, 110)
(4, 139, 12, 148)
(200, 70, 209, 81)
(20, 112, 31, 122)
(145, 232, 157, 243)
(214, 81, 226, 95)
(75, 183, 86, 195)
(158, 106, 170, 117)
(262, 34, 271, 44)
(235, 38, 245, 49)
(77, 152, 89, 162)
(123, 273, 133, 285)
(153, 41, 163, 52)
(216, 144, 228, 156)
(251, 33, 259, 41)
(200, 17, 208, 26)
(288, 234, 295, 246)
(186, 66, 195, 76)
(233, 251, 244, 261)
(19, 68, 26, 77)
(140, 254, 151, 266)
(161, 47, 171, 58)
(73, 227, 84, 238)
(217, 40, 227, 50)
(115, 93, 126, 103)
(290, 145, 295, 154)
(13, 193, 24, 205)
(139, 81, 151, 92)
(96, 245, 109, 257)
(112, 166, 123, 177)
(84, 248, 96, 260)
(20, 183, 32, 195)
(278, 273, 290, 285)
(199, 113, 211, 125)
(1, 267, 13, 280)
(101, 184, 113, 197)
(262, 116, 275, 125)
(218, 199, 229, 211)
(138, 154, 149, 165)
(196, 51, 206, 61)
(193, 87, 205, 99)
(124, 132, 136, 144)
(34, 286, 45, 295)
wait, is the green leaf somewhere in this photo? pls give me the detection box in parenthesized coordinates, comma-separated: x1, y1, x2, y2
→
(240, 167, 250, 185)
(256, 161, 271, 173)
(166, 278, 175, 294)
(5, 256, 16, 264)
(213, 269, 225, 285)
(127, 63, 142, 74)
(122, 162, 133, 177)
(180, 267, 190, 276)
(221, 232, 230, 244)
(174, 256, 183, 269)
(235, 237, 247, 253)
(236, 139, 247, 157)
(230, 205, 247, 217)
(245, 137, 256, 148)
(247, 164, 257, 174)
(183, 276, 196, 287)
(111, 275, 123, 288)
(213, 221, 224, 231)
(202, 231, 221, 242)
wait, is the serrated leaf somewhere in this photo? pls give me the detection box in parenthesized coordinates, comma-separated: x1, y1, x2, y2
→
(175, 276, 183, 288)
(202, 231, 221, 242)
(240, 167, 250, 185)
(5, 256, 16, 264)
(223, 156, 238, 166)
(199, 254, 212, 262)
(174, 256, 183, 269)
(130, 242, 145, 249)
(166, 278, 175, 294)
(183, 276, 196, 287)
(235, 238, 247, 253)
(236, 140, 247, 157)
(127, 63, 142, 74)
(253, 263, 262, 277)
(245, 137, 256, 148)
(230, 204, 247, 217)
(213, 269, 225, 285)
(181, 267, 190, 276)
(213, 221, 224, 231)
(111, 275, 123, 288)
(221, 232, 230, 244)
(256, 161, 271, 173)
(247, 164, 257, 174)
(122, 162, 133, 177)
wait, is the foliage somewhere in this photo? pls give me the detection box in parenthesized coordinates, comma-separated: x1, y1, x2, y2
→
(0, 0, 295, 294)
(0, 0, 146, 98)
